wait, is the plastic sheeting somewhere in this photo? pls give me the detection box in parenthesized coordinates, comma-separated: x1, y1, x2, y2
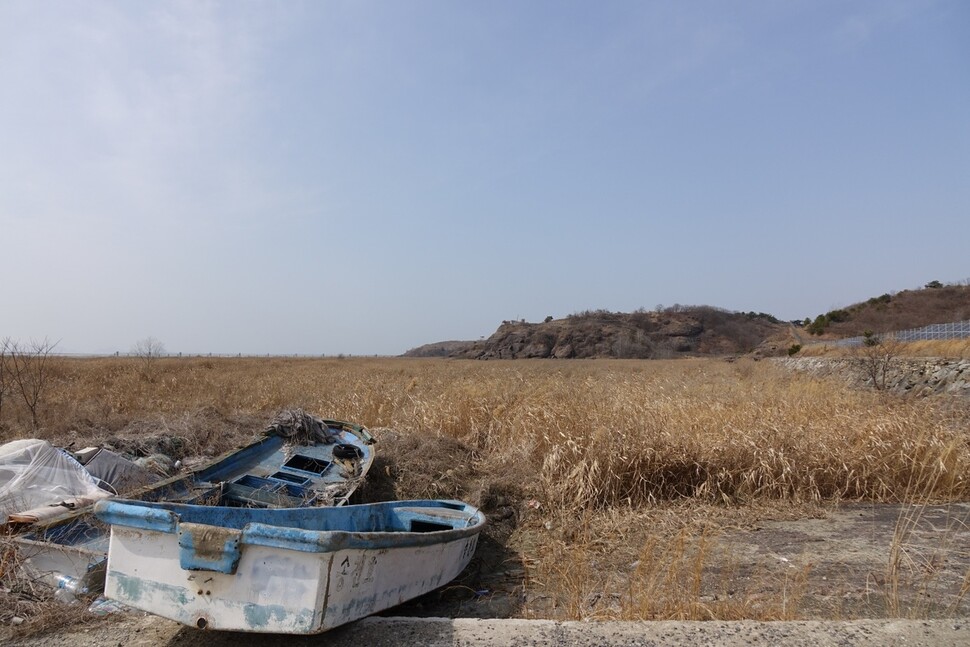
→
(0, 439, 112, 524)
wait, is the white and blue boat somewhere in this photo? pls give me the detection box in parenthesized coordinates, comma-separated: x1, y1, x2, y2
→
(94, 498, 485, 633)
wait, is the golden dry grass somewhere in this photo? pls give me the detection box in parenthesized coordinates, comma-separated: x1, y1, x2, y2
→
(1, 355, 968, 625)
(4, 356, 967, 505)
(798, 339, 970, 359)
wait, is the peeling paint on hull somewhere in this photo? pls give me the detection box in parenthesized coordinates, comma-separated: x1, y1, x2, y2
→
(95, 499, 484, 634)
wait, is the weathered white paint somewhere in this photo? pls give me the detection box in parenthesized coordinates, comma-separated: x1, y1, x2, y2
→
(103, 524, 479, 633)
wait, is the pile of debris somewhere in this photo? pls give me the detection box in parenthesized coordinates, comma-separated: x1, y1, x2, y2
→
(0, 409, 376, 626)
(0, 439, 164, 525)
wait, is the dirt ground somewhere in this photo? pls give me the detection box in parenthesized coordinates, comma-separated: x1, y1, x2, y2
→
(382, 501, 970, 622)
(712, 501, 970, 619)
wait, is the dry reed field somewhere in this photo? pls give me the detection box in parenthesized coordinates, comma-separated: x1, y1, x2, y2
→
(798, 338, 970, 359)
(2, 355, 970, 631)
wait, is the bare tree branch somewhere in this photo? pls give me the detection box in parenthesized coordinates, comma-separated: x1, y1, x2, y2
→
(854, 331, 902, 391)
(0, 337, 11, 421)
(8, 338, 58, 428)
(132, 337, 166, 381)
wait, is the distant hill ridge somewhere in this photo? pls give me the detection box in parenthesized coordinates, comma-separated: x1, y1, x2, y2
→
(403, 281, 970, 359)
(405, 307, 785, 359)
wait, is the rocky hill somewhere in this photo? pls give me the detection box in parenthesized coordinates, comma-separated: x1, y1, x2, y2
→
(405, 307, 786, 359)
(404, 282, 970, 360)
(400, 340, 473, 358)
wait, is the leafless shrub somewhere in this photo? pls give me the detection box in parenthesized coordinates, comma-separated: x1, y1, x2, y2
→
(612, 331, 653, 359)
(6, 338, 58, 428)
(131, 337, 166, 382)
(0, 337, 11, 421)
(855, 331, 903, 391)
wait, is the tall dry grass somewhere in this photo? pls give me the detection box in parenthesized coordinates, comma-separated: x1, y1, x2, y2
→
(798, 339, 970, 359)
(3, 356, 967, 507)
(1, 355, 968, 624)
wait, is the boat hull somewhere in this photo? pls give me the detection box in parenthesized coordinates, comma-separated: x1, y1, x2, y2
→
(95, 499, 484, 634)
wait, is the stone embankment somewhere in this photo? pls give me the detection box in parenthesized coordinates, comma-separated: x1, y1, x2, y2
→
(779, 356, 970, 397)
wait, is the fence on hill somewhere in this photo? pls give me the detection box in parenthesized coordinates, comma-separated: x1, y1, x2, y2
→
(830, 319, 970, 348)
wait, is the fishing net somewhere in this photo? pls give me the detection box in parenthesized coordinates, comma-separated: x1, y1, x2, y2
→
(265, 409, 338, 446)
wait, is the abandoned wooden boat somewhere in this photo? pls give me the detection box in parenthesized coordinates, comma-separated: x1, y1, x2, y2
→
(14, 412, 376, 597)
(94, 498, 485, 634)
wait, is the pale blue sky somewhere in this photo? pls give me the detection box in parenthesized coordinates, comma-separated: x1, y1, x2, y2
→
(1, 1, 967, 355)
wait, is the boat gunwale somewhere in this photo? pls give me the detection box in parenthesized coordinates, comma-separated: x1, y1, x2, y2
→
(94, 498, 486, 553)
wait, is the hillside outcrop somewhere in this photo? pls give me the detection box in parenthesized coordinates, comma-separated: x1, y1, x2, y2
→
(422, 308, 785, 360)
